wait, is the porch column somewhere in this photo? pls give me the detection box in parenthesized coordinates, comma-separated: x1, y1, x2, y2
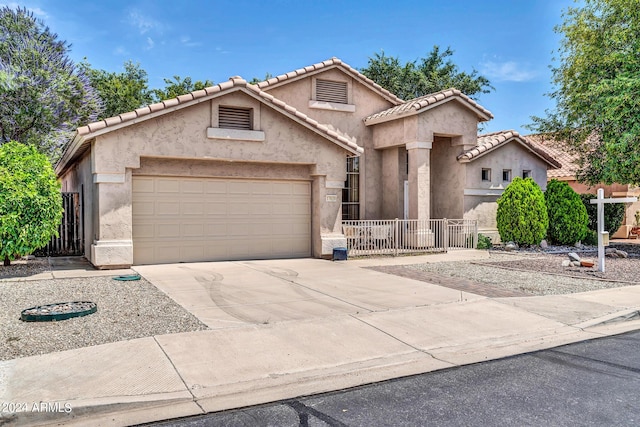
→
(406, 141, 432, 220)
(311, 174, 347, 258)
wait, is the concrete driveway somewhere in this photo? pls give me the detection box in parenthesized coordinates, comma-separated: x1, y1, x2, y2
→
(133, 257, 484, 329)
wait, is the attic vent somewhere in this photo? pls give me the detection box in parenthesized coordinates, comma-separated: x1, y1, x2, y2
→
(219, 106, 252, 130)
(316, 79, 348, 104)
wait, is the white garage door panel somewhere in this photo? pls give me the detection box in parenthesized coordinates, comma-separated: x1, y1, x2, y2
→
(132, 176, 311, 264)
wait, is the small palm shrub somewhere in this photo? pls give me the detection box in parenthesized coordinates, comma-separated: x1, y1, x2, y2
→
(496, 177, 548, 246)
(545, 180, 588, 245)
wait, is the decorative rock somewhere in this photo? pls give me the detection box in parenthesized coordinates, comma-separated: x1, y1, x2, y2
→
(605, 248, 616, 255)
(561, 260, 571, 267)
(540, 240, 548, 249)
(580, 260, 595, 267)
(505, 241, 518, 252)
(572, 261, 582, 267)
(574, 242, 584, 249)
(606, 252, 619, 258)
(568, 252, 581, 262)
(21, 255, 36, 260)
(616, 249, 628, 258)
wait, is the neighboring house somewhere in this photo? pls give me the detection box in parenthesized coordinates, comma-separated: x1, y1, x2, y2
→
(528, 134, 640, 238)
(457, 131, 560, 243)
(56, 57, 559, 268)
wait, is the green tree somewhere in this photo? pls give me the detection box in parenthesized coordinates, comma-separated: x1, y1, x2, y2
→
(81, 60, 153, 120)
(529, 0, 640, 185)
(544, 180, 589, 244)
(0, 6, 101, 161)
(496, 177, 548, 246)
(0, 142, 62, 266)
(249, 73, 273, 85)
(361, 46, 494, 100)
(152, 75, 214, 101)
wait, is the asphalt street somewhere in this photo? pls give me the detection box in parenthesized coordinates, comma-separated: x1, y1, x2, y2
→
(141, 330, 640, 427)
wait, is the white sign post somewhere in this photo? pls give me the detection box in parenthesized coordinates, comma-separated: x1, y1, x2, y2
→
(590, 188, 637, 272)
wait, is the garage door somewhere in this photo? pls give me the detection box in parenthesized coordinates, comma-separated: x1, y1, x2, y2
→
(132, 176, 311, 264)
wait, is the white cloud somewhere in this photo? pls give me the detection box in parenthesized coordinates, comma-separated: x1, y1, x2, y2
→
(127, 9, 161, 35)
(480, 60, 537, 82)
(180, 35, 201, 47)
(113, 46, 128, 56)
(144, 37, 155, 50)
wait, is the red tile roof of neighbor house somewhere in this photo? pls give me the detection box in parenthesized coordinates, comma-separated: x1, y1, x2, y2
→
(255, 57, 405, 105)
(457, 130, 561, 168)
(363, 88, 494, 125)
(524, 134, 580, 178)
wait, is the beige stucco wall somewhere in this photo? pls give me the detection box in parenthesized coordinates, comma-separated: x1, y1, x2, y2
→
(62, 89, 354, 267)
(381, 147, 407, 219)
(431, 136, 465, 219)
(370, 102, 481, 221)
(262, 68, 396, 219)
(463, 141, 550, 242)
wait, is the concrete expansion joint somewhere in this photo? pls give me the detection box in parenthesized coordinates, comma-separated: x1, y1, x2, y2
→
(348, 314, 448, 364)
(152, 336, 205, 414)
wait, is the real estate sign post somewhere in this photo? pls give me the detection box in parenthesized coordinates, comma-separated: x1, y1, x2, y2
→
(590, 189, 637, 272)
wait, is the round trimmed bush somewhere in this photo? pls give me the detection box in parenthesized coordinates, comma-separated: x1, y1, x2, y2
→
(545, 179, 588, 245)
(496, 177, 548, 246)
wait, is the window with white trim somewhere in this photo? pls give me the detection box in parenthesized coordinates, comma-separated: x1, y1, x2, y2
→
(502, 169, 512, 182)
(316, 79, 348, 104)
(481, 168, 491, 182)
(523, 170, 532, 179)
(219, 106, 252, 130)
(342, 156, 359, 220)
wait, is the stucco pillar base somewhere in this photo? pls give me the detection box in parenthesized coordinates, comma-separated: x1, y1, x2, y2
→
(321, 234, 348, 258)
(90, 240, 133, 269)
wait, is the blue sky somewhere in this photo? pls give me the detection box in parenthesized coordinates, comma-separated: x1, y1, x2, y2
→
(7, 0, 577, 135)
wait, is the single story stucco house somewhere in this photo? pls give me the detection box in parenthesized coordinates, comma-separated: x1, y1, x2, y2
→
(56, 57, 559, 268)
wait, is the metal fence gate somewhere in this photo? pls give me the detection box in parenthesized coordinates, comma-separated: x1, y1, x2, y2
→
(342, 218, 478, 257)
(35, 192, 84, 256)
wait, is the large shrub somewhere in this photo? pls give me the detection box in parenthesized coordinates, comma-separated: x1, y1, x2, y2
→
(496, 177, 548, 245)
(545, 179, 589, 244)
(580, 194, 625, 235)
(0, 141, 63, 265)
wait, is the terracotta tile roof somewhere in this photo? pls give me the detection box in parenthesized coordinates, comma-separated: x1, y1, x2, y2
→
(457, 130, 561, 168)
(57, 77, 363, 174)
(363, 88, 493, 125)
(255, 57, 404, 105)
(524, 134, 579, 178)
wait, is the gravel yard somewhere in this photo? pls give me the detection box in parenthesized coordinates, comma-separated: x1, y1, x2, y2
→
(1, 244, 638, 361)
(408, 245, 639, 296)
(0, 261, 208, 361)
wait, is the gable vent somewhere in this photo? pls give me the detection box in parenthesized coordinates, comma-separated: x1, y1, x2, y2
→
(219, 106, 252, 130)
(316, 79, 348, 104)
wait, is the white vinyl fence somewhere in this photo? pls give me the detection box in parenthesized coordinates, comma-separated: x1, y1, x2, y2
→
(342, 219, 477, 257)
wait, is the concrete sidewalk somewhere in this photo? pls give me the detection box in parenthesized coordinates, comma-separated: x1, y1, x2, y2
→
(2, 251, 640, 426)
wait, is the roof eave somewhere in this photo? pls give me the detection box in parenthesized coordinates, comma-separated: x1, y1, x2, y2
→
(57, 83, 363, 172)
(458, 136, 562, 169)
(365, 96, 493, 126)
(257, 59, 404, 106)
